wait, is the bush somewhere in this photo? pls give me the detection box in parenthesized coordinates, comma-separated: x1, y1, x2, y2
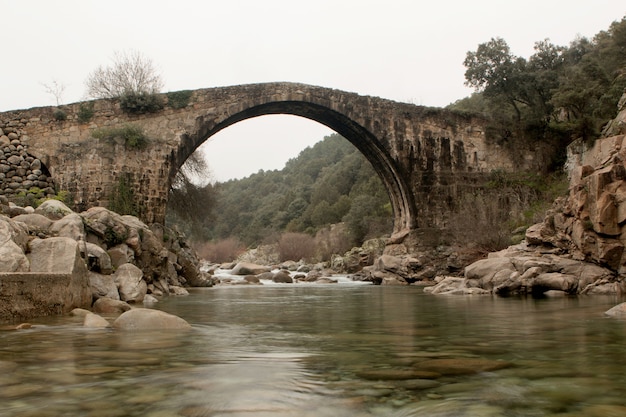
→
(119, 92, 164, 114)
(108, 174, 138, 216)
(77, 102, 95, 123)
(92, 124, 149, 149)
(53, 109, 67, 121)
(195, 238, 245, 263)
(278, 232, 315, 262)
(166, 90, 193, 109)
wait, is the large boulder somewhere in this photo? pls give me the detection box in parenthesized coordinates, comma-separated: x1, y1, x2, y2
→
(88, 272, 120, 300)
(12, 213, 53, 235)
(50, 213, 85, 241)
(35, 199, 74, 220)
(92, 297, 131, 315)
(0, 240, 29, 272)
(114, 263, 147, 303)
(85, 242, 113, 274)
(231, 262, 272, 275)
(112, 308, 191, 330)
(22, 237, 91, 314)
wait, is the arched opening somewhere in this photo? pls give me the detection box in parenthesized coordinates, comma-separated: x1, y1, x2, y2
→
(169, 101, 416, 238)
(166, 112, 398, 262)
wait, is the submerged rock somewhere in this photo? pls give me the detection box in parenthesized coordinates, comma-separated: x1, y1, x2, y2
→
(112, 308, 191, 330)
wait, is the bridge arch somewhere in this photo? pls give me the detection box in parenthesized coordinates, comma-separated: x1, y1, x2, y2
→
(170, 99, 417, 234)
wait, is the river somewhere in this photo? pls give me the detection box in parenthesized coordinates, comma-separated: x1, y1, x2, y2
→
(1, 282, 625, 416)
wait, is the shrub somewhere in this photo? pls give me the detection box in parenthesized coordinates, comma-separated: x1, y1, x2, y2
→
(108, 174, 138, 216)
(92, 124, 148, 149)
(278, 232, 315, 262)
(53, 109, 67, 121)
(119, 92, 164, 114)
(166, 90, 193, 109)
(195, 238, 246, 263)
(77, 102, 95, 123)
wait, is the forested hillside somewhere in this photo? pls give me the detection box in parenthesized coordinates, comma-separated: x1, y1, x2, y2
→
(167, 134, 392, 256)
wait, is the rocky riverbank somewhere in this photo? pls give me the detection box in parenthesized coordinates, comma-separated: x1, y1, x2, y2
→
(426, 92, 626, 297)
(0, 199, 214, 323)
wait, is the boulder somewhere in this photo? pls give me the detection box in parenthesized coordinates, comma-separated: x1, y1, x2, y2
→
(114, 263, 147, 303)
(50, 213, 85, 241)
(85, 242, 113, 274)
(605, 302, 626, 317)
(12, 213, 53, 235)
(107, 243, 134, 268)
(0, 215, 29, 250)
(92, 297, 131, 315)
(112, 308, 191, 330)
(28, 237, 87, 274)
(272, 270, 293, 283)
(0, 239, 29, 272)
(83, 312, 110, 328)
(34, 199, 73, 220)
(88, 272, 120, 300)
(231, 262, 272, 275)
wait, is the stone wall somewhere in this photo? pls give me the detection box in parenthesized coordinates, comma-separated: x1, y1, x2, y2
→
(0, 126, 55, 203)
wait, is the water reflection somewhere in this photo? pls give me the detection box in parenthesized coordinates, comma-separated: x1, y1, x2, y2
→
(1, 285, 625, 416)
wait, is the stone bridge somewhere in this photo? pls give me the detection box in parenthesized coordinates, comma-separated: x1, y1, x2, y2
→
(0, 82, 552, 243)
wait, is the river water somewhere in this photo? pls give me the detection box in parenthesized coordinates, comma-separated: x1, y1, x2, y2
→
(1, 282, 626, 416)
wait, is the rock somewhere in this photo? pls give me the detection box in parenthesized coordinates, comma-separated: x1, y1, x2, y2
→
(85, 242, 113, 274)
(114, 263, 147, 303)
(12, 213, 53, 235)
(0, 215, 29, 249)
(112, 308, 191, 330)
(49, 213, 85, 241)
(83, 312, 110, 328)
(231, 262, 272, 275)
(0, 239, 29, 272)
(28, 237, 87, 274)
(88, 272, 120, 300)
(143, 294, 159, 303)
(415, 358, 512, 376)
(465, 257, 515, 290)
(69, 308, 91, 317)
(169, 285, 189, 296)
(92, 297, 132, 315)
(34, 199, 73, 220)
(605, 302, 626, 317)
(107, 243, 134, 268)
(272, 270, 293, 283)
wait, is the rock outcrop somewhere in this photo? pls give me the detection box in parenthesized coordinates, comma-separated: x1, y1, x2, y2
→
(0, 200, 214, 322)
(426, 93, 626, 296)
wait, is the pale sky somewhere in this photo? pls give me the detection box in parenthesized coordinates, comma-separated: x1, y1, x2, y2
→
(1, 1, 624, 181)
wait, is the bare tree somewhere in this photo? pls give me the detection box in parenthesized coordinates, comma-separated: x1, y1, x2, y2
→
(41, 79, 66, 105)
(85, 50, 164, 99)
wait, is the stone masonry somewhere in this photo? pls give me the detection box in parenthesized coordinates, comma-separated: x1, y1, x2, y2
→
(0, 82, 557, 245)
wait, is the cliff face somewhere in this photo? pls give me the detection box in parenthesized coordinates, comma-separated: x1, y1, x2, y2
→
(531, 133, 626, 274)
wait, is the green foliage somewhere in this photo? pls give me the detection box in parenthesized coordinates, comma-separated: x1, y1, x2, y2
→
(77, 102, 95, 123)
(119, 92, 165, 114)
(108, 174, 138, 216)
(197, 133, 393, 248)
(166, 90, 193, 109)
(53, 109, 67, 121)
(92, 124, 149, 149)
(103, 225, 129, 247)
(454, 16, 626, 146)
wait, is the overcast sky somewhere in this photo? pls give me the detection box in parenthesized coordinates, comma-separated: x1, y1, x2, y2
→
(1, 1, 624, 181)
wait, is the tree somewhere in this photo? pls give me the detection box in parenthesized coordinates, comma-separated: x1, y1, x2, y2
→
(166, 151, 217, 240)
(85, 50, 164, 99)
(41, 79, 66, 105)
(463, 37, 535, 122)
